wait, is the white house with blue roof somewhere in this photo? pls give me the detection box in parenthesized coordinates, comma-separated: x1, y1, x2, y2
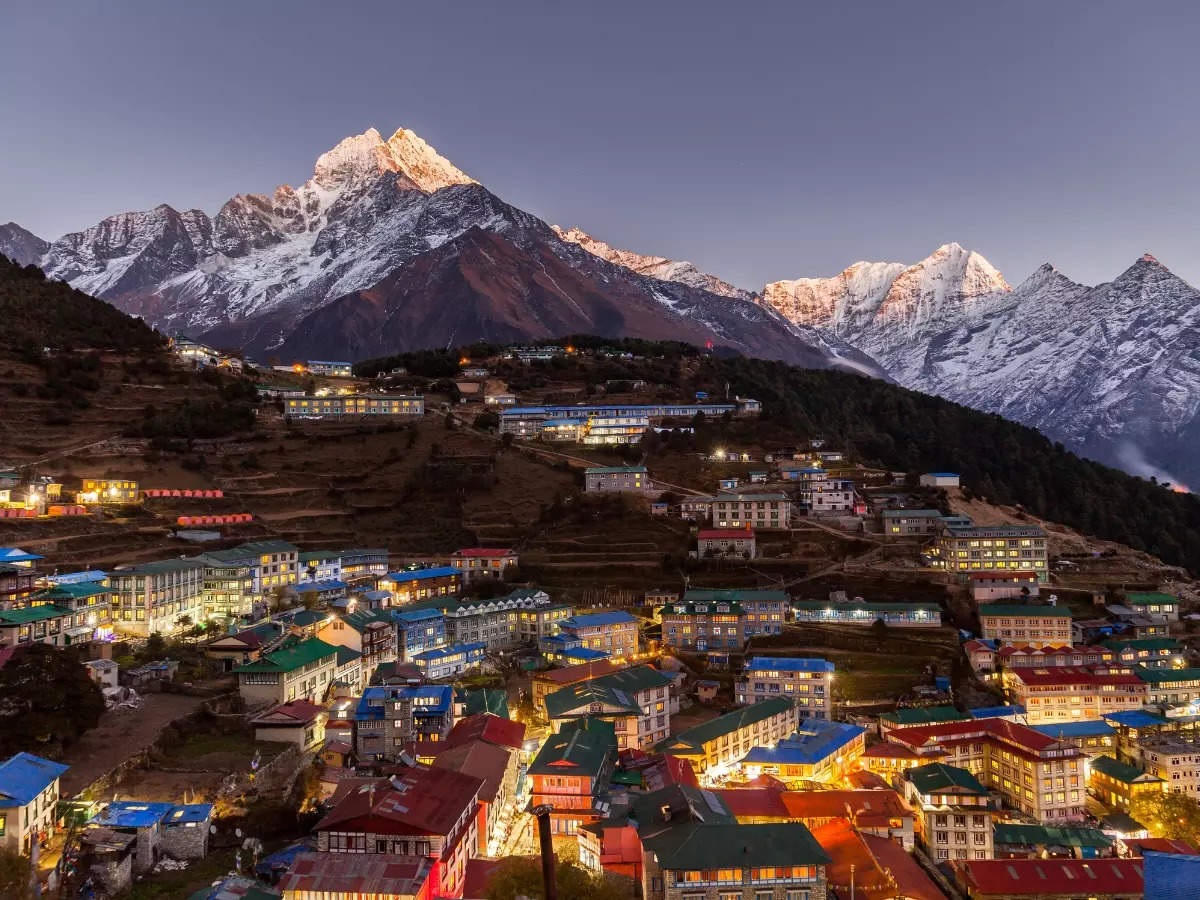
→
(0, 751, 69, 854)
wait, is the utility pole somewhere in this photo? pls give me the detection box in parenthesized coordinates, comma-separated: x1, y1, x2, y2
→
(531, 804, 558, 900)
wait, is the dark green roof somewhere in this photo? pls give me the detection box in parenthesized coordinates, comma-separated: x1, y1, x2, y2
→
(299, 550, 340, 562)
(656, 696, 794, 753)
(631, 784, 736, 830)
(905, 762, 988, 796)
(527, 718, 615, 777)
(111, 559, 204, 576)
(881, 706, 969, 726)
(33, 583, 111, 600)
(1125, 592, 1179, 607)
(1137, 668, 1200, 684)
(335, 646, 362, 666)
(462, 688, 509, 718)
(683, 588, 789, 604)
(978, 604, 1072, 618)
(0, 604, 74, 625)
(1090, 755, 1160, 785)
(545, 665, 673, 719)
(235, 540, 299, 555)
(993, 823, 1113, 850)
(341, 609, 392, 632)
(640, 821, 829, 871)
(234, 637, 338, 674)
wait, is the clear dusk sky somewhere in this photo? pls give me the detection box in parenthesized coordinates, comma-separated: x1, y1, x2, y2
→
(2, 0, 1199, 289)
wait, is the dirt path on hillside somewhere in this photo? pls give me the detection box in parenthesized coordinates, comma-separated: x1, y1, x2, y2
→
(58, 692, 206, 796)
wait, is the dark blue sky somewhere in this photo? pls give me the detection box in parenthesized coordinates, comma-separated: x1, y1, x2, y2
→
(3, 1, 1198, 288)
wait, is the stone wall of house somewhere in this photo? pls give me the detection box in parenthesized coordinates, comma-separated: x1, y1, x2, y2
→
(162, 822, 209, 860)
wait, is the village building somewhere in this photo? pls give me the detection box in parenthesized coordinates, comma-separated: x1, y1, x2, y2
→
(902, 762, 999, 862)
(978, 603, 1072, 648)
(991, 822, 1114, 860)
(449, 547, 518, 581)
(305, 360, 353, 377)
(1089, 755, 1165, 812)
(545, 665, 673, 750)
(251, 699, 328, 749)
(879, 706, 971, 738)
(997, 644, 1116, 669)
(696, 528, 757, 558)
(107, 558, 205, 637)
(952, 857, 1144, 900)
(284, 393, 424, 418)
(736, 718, 866, 784)
(1029, 720, 1116, 758)
(353, 683, 456, 760)
(233, 636, 339, 707)
(317, 609, 397, 678)
(77, 478, 139, 505)
(197, 553, 255, 620)
(1142, 738, 1200, 798)
(0, 562, 37, 605)
(431, 732, 522, 856)
(380, 567, 461, 604)
(313, 766, 481, 900)
(412, 642, 486, 680)
(584, 465, 650, 493)
(710, 491, 792, 529)
(791, 599, 943, 628)
(736, 657, 833, 719)
(555, 610, 640, 661)
(1002, 666, 1147, 725)
(799, 478, 858, 516)
(881, 508, 946, 538)
(657, 696, 800, 777)
(0, 752, 69, 855)
(935, 523, 1049, 581)
(528, 718, 617, 837)
(392, 608, 447, 661)
(970, 571, 1041, 602)
(532, 659, 627, 716)
(299, 549, 343, 583)
(1124, 591, 1180, 623)
(1100, 636, 1184, 669)
(920, 472, 961, 488)
(400, 589, 571, 652)
(1137, 667, 1200, 705)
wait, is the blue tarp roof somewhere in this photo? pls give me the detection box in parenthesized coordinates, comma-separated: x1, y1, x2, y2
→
(165, 804, 213, 825)
(90, 801, 175, 828)
(745, 656, 834, 673)
(0, 752, 69, 806)
(1032, 720, 1115, 739)
(1103, 710, 1171, 728)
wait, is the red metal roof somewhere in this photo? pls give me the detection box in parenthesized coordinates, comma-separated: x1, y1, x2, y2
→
(712, 788, 789, 820)
(1125, 837, 1200, 856)
(814, 819, 942, 900)
(431, 739, 512, 802)
(278, 851, 431, 895)
(862, 742, 927, 759)
(1006, 666, 1144, 687)
(445, 712, 526, 752)
(781, 790, 912, 827)
(888, 717, 1067, 754)
(698, 529, 756, 539)
(316, 766, 483, 839)
(452, 548, 515, 558)
(959, 858, 1144, 896)
(535, 658, 626, 685)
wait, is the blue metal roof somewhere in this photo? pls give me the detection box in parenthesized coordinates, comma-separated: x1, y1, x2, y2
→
(740, 719, 866, 766)
(562, 647, 611, 662)
(392, 608, 445, 624)
(0, 752, 69, 806)
(744, 656, 834, 674)
(90, 801, 175, 828)
(413, 641, 486, 661)
(355, 684, 453, 720)
(385, 566, 459, 581)
(165, 803, 213, 825)
(1031, 720, 1115, 739)
(927, 472, 960, 477)
(46, 570, 107, 585)
(359, 590, 391, 601)
(969, 705, 1026, 719)
(1103, 710, 1171, 728)
(0, 548, 43, 564)
(560, 610, 638, 628)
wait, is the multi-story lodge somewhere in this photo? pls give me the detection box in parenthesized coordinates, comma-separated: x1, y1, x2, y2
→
(661, 589, 789, 654)
(736, 657, 833, 719)
(233, 637, 339, 708)
(392, 608, 447, 661)
(317, 609, 397, 678)
(556, 611, 640, 660)
(305, 360, 353, 377)
(380, 567, 461, 605)
(203, 540, 300, 595)
(545, 665, 673, 750)
(886, 718, 1088, 822)
(881, 509, 945, 538)
(1137, 667, 1200, 706)
(656, 696, 799, 776)
(499, 402, 743, 442)
(696, 528, 757, 558)
(970, 571, 1042, 602)
(353, 683, 456, 759)
(997, 644, 1115, 669)
(77, 478, 139, 505)
(791, 599, 943, 628)
(338, 548, 389, 584)
(902, 762, 999, 863)
(800, 479, 858, 515)
(710, 491, 792, 529)
(532, 659, 627, 717)
(978, 603, 1072, 648)
(108, 559, 205, 637)
(736, 718, 867, 784)
(1100, 637, 1184, 669)
(198, 553, 255, 620)
(1140, 738, 1200, 798)
(0, 579, 115, 648)
(584, 466, 650, 493)
(313, 766, 480, 900)
(528, 718, 617, 837)
(448, 547, 518, 582)
(404, 589, 570, 652)
(1001, 666, 1147, 726)
(1089, 755, 1164, 812)
(1124, 591, 1180, 623)
(284, 393, 424, 418)
(0, 752, 69, 855)
(935, 524, 1049, 581)
(412, 642, 486, 680)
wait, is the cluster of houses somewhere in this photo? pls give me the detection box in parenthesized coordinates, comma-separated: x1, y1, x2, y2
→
(501, 399, 761, 446)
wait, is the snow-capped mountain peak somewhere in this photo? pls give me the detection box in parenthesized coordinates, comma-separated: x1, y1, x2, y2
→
(309, 126, 475, 193)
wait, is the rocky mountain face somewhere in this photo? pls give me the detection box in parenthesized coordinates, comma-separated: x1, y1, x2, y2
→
(0, 222, 49, 266)
(21, 128, 878, 375)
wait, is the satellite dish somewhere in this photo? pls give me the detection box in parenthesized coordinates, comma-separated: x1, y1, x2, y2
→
(235, 828, 243, 839)
(209, 825, 217, 834)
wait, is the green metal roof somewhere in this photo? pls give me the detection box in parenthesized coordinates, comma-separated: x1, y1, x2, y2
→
(111, 558, 204, 576)
(233, 637, 338, 674)
(461, 688, 509, 718)
(340, 609, 392, 632)
(978, 604, 1072, 618)
(905, 762, 988, 795)
(881, 706, 969, 726)
(641, 821, 829, 870)
(1125, 592, 1179, 607)
(1136, 668, 1200, 684)
(1090, 755, 1160, 785)
(683, 588, 789, 604)
(33, 583, 111, 600)
(993, 823, 1114, 850)
(584, 466, 647, 475)
(545, 665, 671, 719)
(656, 696, 794, 754)
(527, 718, 615, 777)
(235, 540, 299, 555)
(0, 604, 74, 625)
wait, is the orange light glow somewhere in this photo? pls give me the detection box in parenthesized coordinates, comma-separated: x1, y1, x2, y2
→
(293, 363, 305, 373)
